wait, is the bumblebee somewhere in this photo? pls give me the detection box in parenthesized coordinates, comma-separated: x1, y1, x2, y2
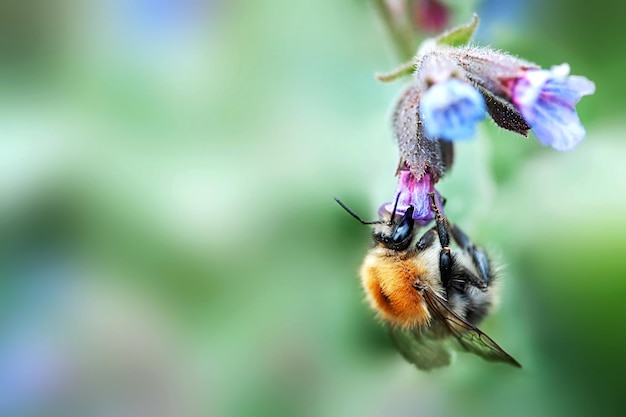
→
(336, 194, 520, 370)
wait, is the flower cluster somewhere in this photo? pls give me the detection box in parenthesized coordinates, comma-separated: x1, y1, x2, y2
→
(378, 14, 595, 223)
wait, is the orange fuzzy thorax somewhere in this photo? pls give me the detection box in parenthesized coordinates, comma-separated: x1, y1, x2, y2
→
(360, 252, 431, 329)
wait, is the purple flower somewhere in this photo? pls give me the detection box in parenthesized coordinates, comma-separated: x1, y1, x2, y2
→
(420, 78, 487, 141)
(508, 64, 595, 151)
(380, 166, 443, 225)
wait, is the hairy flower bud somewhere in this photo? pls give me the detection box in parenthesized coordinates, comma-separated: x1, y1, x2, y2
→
(448, 46, 538, 95)
(392, 84, 454, 182)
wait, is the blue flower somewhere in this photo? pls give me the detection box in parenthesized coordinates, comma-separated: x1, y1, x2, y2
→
(509, 64, 595, 151)
(379, 165, 443, 225)
(420, 78, 486, 141)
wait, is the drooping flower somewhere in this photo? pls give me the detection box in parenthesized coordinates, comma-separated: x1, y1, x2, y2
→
(420, 78, 486, 141)
(379, 165, 443, 225)
(506, 63, 595, 151)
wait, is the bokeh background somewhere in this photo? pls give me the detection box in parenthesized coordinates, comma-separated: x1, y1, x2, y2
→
(1, 0, 625, 416)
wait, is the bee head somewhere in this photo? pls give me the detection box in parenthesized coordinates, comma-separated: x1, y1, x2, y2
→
(373, 206, 415, 251)
(334, 195, 416, 252)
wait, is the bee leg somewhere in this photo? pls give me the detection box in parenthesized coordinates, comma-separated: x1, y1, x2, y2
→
(416, 227, 453, 287)
(416, 228, 437, 250)
(439, 246, 453, 289)
(450, 223, 490, 288)
(428, 193, 453, 288)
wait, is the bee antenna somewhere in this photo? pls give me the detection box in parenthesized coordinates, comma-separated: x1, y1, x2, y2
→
(334, 198, 381, 225)
(388, 192, 402, 225)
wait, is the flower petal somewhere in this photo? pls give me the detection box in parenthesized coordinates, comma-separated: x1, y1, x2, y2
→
(379, 168, 442, 225)
(420, 79, 486, 141)
(511, 64, 595, 151)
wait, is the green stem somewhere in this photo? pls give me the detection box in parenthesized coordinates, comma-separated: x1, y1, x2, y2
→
(372, 0, 416, 61)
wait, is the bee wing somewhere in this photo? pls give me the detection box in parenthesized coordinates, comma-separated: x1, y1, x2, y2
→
(389, 326, 452, 370)
(422, 287, 522, 368)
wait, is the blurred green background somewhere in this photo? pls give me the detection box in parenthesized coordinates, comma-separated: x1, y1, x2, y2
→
(1, 0, 625, 416)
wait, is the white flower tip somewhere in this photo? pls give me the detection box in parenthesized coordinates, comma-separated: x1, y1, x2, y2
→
(550, 63, 571, 80)
(551, 141, 578, 152)
(582, 79, 596, 96)
(552, 64, 595, 96)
